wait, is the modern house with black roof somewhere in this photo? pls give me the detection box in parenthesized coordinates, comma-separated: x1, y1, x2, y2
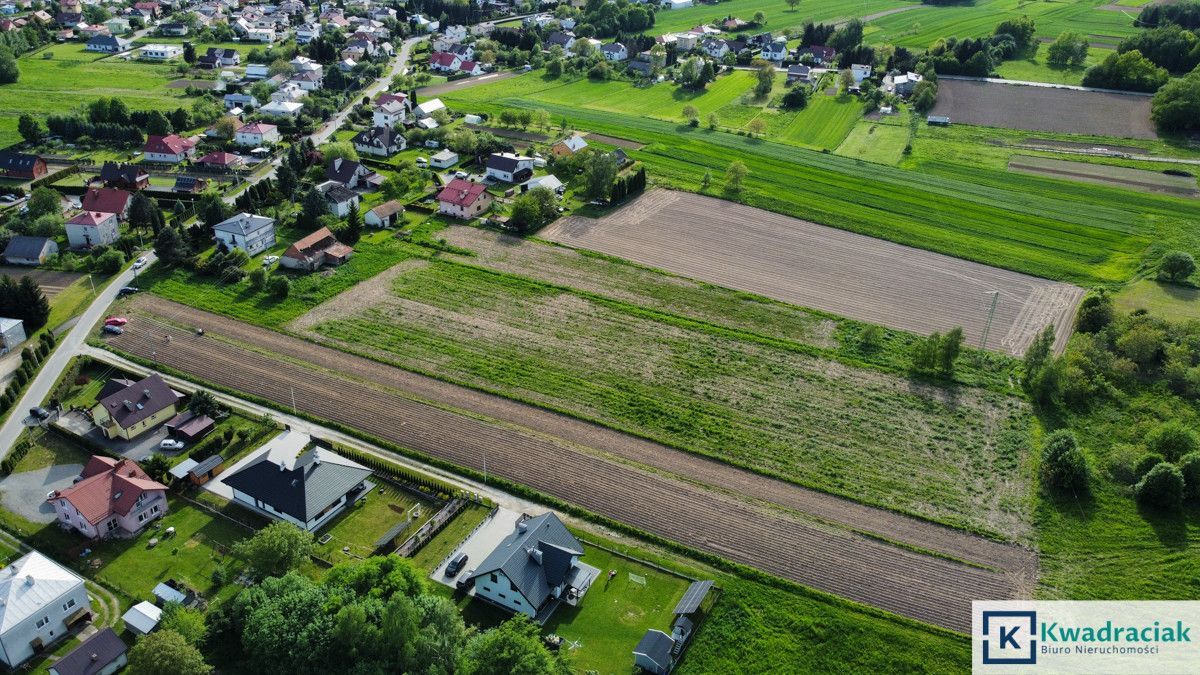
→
(48, 627, 126, 675)
(223, 430, 373, 531)
(485, 152, 534, 183)
(465, 512, 600, 622)
(0, 151, 47, 180)
(97, 162, 148, 190)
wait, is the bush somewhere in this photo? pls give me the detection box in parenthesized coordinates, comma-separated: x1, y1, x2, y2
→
(1135, 452, 1167, 481)
(1159, 250, 1196, 283)
(248, 267, 267, 290)
(268, 275, 290, 299)
(1040, 430, 1090, 494)
(1178, 452, 1200, 502)
(1146, 420, 1199, 460)
(1135, 462, 1185, 510)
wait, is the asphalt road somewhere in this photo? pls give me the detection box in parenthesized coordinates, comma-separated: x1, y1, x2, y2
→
(0, 253, 156, 458)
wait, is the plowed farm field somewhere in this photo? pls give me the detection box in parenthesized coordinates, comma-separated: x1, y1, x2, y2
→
(542, 191, 1084, 355)
(107, 295, 1037, 633)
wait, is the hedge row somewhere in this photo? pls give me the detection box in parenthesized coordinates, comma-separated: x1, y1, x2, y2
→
(0, 437, 32, 477)
(0, 332, 57, 420)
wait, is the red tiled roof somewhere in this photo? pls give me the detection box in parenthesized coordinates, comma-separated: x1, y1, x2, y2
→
(67, 211, 114, 227)
(285, 226, 342, 259)
(143, 134, 195, 156)
(48, 456, 167, 524)
(81, 187, 131, 215)
(430, 52, 457, 67)
(236, 122, 276, 134)
(375, 92, 407, 106)
(437, 178, 488, 207)
(197, 151, 240, 166)
(459, 60, 478, 72)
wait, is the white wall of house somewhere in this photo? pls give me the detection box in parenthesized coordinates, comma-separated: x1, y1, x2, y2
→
(50, 491, 167, 539)
(230, 489, 349, 531)
(65, 219, 119, 249)
(215, 222, 275, 255)
(143, 150, 186, 163)
(438, 194, 491, 219)
(0, 584, 90, 667)
(474, 571, 535, 618)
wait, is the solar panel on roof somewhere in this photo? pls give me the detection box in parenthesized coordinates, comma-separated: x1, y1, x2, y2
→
(673, 579, 714, 615)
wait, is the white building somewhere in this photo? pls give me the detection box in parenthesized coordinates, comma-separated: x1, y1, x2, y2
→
(138, 43, 183, 60)
(430, 149, 459, 169)
(0, 551, 91, 668)
(65, 211, 119, 250)
(413, 98, 446, 120)
(234, 122, 280, 147)
(259, 100, 304, 118)
(485, 153, 534, 183)
(213, 213, 276, 255)
(121, 602, 161, 635)
(373, 100, 406, 127)
(224, 430, 372, 532)
(0, 317, 24, 353)
(851, 63, 872, 84)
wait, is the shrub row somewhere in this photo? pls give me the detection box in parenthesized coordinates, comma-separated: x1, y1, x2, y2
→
(0, 332, 57, 420)
(0, 437, 32, 477)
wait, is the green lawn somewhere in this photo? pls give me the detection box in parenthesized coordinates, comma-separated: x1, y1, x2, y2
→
(650, 0, 914, 37)
(0, 43, 191, 148)
(835, 117, 912, 165)
(315, 483, 430, 558)
(1114, 280, 1200, 321)
(994, 45, 1117, 86)
(542, 541, 690, 675)
(409, 503, 491, 573)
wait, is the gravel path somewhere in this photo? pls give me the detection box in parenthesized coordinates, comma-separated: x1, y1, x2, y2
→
(108, 296, 1038, 632)
(0, 463, 82, 524)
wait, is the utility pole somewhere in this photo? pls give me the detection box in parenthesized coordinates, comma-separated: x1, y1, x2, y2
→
(290, 386, 297, 416)
(980, 291, 999, 350)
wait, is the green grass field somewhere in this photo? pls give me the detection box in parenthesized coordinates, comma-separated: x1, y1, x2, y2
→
(994, 45, 1117, 86)
(1114, 280, 1200, 321)
(302, 248, 1032, 538)
(0, 43, 190, 148)
(315, 485, 431, 558)
(835, 116, 911, 164)
(865, 0, 1139, 48)
(651, 0, 914, 37)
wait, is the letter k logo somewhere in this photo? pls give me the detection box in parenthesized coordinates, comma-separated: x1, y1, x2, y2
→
(982, 610, 1037, 665)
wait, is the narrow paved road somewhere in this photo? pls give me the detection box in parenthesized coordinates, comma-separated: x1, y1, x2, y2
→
(0, 254, 155, 459)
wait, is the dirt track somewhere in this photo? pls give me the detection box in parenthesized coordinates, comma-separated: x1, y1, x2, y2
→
(109, 295, 1037, 632)
(543, 191, 1083, 355)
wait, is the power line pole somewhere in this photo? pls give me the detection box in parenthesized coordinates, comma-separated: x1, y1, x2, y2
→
(980, 291, 999, 350)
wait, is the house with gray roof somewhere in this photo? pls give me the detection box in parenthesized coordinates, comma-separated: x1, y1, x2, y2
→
(48, 627, 126, 675)
(633, 629, 675, 675)
(0, 551, 91, 668)
(465, 512, 599, 622)
(213, 212, 276, 255)
(223, 430, 373, 531)
(3, 236, 58, 266)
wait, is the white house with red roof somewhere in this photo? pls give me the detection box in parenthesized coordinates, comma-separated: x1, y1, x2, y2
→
(47, 456, 168, 539)
(429, 51, 462, 72)
(458, 60, 483, 76)
(197, 151, 244, 169)
(65, 211, 119, 249)
(437, 178, 492, 219)
(234, 122, 280, 147)
(142, 134, 196, 163)
(80, 188, 132, 220)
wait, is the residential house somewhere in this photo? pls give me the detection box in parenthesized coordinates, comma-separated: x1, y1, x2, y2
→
(410, 14, 438, 33)
(48, 627, 127, 675)
(338, 57, 357, 72)
(785, 63, 812, 85)
(430, 149, 458, 168)
(441, 23, 466, 43)
(627, 59, 653, 77)
(288, 69, 323, 91)
(446, 42, 474, 61)
(158, 21, 187, 35)
(260, 100, 303, 118)
(65, 211, 119, 249)
(48, 455, 169, 537)
(851, 63, 872, 84)
(414, 98, 446, 120)
(97, 162, 148, 190)
(0, 318, 25, 353)
(2, 236, 57, 266)
(702, 38, 729, 59)
(224, 430, 372, 531)
(545, 30, 574, 51)
(326, 158, 378, 189)
(0, 551, 91, 668)
(458, 60, 483, 76)
(464, 512, 599, 620)
(0, 151, 46, 180)
(201, 47, 240, 68)
(133, 1, 160, 18)
(295, 22, 320, 44)
(600, 42, 628, 62)
(523, 174, 563, 194)
(437, 178, 492, 219)
(142, 134, 196, 163)
(213, 212, 276, 255)
(173, 175, 208, 193)
(485, 153, 534, 183)
(429, 51, 462, 73)
(632, 630, 675, 675)
(281, 223, 354, 269)
(138, 43, 183, 60)
(197, 151, 243, 170)
(85, 34, 129, 53)
(223, 92, 258, 109)
(352, 126, 405, 157)
(81, 188, 132, 219)
(234, 122, 279, 147)
(365, 200, 403, 228)
(88, 374, 182, 441)
(372, 100, 407, 127)
(797, 45, 835, 65)
(246, 27, 276, 43)
(168, 453, 223, 485)
(892, 71, 923, 96)
(550, 134, 587, 158)
(761, 38, 787, 63)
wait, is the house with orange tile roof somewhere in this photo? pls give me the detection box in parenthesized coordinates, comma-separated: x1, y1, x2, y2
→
(47, 456, 168, 538)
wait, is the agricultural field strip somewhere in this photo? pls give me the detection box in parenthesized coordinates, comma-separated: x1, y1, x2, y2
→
(543, 191, 1084, 355)
(1007, 155, 1200, 197)
(107, 297, 1033, 632)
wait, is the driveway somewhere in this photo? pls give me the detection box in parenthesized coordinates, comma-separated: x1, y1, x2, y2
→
(0, 463, 83, 523)
(54, 410, 175, 462)
(430, 506, 522, 589)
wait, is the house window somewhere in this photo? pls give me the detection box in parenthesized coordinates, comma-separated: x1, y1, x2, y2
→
(490, 573, 497, 584)
(152, 505, 160, 514)
(482, 587, 491, 592)
(498, 593, 506, 599)
(35, 616, 48, 628)
(62, 598, 76, 612)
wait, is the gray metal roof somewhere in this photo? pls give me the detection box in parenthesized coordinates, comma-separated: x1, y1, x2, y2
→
(673, 579, 714, 615)
(467, 512, 583, 608)
(3, 236, 54, 260)
(49, 627, 126, 675)
(190, 454, 223, 476)
(634, 629, 674, 666)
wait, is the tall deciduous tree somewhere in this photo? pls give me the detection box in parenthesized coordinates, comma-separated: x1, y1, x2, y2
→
(128, 630, 211, 675)
(233, 522, 314, 577)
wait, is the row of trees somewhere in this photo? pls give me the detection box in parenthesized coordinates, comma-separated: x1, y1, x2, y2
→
(0, 275, 50, 333)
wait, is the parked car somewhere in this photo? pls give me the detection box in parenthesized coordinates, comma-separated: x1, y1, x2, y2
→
(456, 569, 475, 590)
(104, 317, 128, 326)
(445, 553, 469, 577)
(28, 407, 51, 420)
(102, 325, 123, 335)
(0, 194, 16, 203)
(454, 171, 468, 179)
(132, 257, 147, 269)
(117, 286, 140, 297)
(262, 255, 279, 266)
(159, 439, 185, 451)
(415, 157, 428, 168)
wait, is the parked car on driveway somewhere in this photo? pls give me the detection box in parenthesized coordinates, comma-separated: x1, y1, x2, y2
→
(159, 439, 185, 451)
(456, 569, 475, 590)
(102, 325, 123, 335)
(29, 407, 51, 420)
(262, 255, 279, 266)
(117, 286, 140, 297)
(445, 554, 469, 577)
(104, 317, 128, 326)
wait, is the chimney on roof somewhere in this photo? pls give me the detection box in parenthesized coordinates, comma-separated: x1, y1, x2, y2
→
(143, 388, 151, 398)
(90, 653, 99, 662)
(528, 548, 542, 565)
(279, 462, 287, 471)
(24, 574, 34, 586)
(517, 520, 527, 532)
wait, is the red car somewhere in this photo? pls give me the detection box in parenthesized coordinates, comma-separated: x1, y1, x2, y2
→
(104, 317, 128, 326)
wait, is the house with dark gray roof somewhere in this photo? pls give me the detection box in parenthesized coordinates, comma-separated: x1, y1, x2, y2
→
(465, 512, 600, 622)
(48, 627, 126, 675)
(633, 629, 675, 675)
(3, 236, 58, 266)
(223, 430, 373, 531)
(90, 373, 182, 440)
(352, 125, 406, 157)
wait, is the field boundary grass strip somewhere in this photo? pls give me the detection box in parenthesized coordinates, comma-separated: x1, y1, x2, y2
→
(97, 343, 975, 641)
